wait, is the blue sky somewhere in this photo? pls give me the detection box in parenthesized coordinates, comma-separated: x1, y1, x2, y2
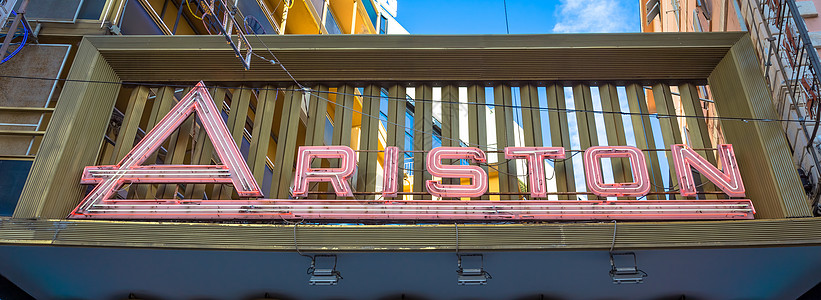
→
(396, 0, 641, 34)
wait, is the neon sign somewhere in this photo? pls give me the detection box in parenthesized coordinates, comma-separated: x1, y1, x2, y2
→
(295, 144, 742, 199)
(424, 147, 489, 198)
(583, 146, 651, 197)
(69, 82, 755, 221)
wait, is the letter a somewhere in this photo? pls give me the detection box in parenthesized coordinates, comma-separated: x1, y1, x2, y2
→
(71, 82, 262, 216)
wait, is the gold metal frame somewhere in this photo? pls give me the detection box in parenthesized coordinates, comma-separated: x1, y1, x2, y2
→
(6, 32, 816, 251)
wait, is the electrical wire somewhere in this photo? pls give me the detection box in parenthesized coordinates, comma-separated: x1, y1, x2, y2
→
(503, 0, 510, 34)
(0, 71, 784, 195)
(311, 88, 792, 126)
(240, 27, 813, 128)
(609, 220, 617, 252)
(454, 223, 459, 256)
(247, 31, 305, 89)
(292, 221, 315, 262)
(0, 68, 779, 198)
(22, 21, 752, 202)
(0, 33, 795, 195)
(0, 73, 812, 126)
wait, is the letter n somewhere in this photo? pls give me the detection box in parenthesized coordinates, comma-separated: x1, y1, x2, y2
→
(671, 144, 745, 197)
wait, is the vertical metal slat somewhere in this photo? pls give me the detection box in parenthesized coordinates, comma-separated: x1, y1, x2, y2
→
(134, 86, 176, 199)
(386, 84, 407, 198)
(651, 83, 683, 199)
(546, 84, 575, 195)
(248, 86, 278, 191)
(625, 84, 664, 200)
(494, 84, 518, 199)
(441, 85, 460, 188)
(110, 86, 149, 164)
(413, 85, 433, 200)
(272, 87, 305, 199)
(467, 85, 489, 200)
(573, 84, 600, 200)
(357, 85, 382, 195)
(679, 83, 717, 199)
(600, 84, 633, 200)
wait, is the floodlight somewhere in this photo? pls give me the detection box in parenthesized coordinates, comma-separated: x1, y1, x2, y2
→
(609, 252, 647, 284)
(457, 254, 491, 286)
(308, 255, 342, 286)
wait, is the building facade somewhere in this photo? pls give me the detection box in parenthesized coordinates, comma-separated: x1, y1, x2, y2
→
(1, 1, 821, 299)
(642, 0, 821, 215)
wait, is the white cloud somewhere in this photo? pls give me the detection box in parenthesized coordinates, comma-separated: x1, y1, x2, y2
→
(552, 0, 636, 33)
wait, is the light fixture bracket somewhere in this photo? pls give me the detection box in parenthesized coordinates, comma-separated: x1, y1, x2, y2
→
(308, 254, 342, 286)
(457, 254, 491, 286)
(609, 252, 647, 284)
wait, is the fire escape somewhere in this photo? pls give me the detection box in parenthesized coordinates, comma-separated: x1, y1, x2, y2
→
(739, 0, 821, 214)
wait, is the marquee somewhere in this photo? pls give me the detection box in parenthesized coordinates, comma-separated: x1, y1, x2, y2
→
(68, 82, 755, 220)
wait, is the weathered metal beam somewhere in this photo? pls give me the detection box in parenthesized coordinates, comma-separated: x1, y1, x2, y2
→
(708, 37, 811, 218)
(8, 216, 821, 251)
(14, 40, 122, 219)
(85, 33, 744, 82)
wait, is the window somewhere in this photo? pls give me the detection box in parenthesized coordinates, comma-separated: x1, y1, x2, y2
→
(379, 15, 388, 34)
(262, 162, 273, 197)
(670, 0, 681, 30)
(732, 0, 748, 31)
(240, 135, 251, 159)
(693, 9, 704, 32)
(696, 0, 711, 20)
(325, 8, 341, 34)
(310, 0, 325, 17)
(324, 114, 333, 146)
(380, 89, 389, 130)
(0, 160, 32, 216)
(645, 0, 660, 24)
